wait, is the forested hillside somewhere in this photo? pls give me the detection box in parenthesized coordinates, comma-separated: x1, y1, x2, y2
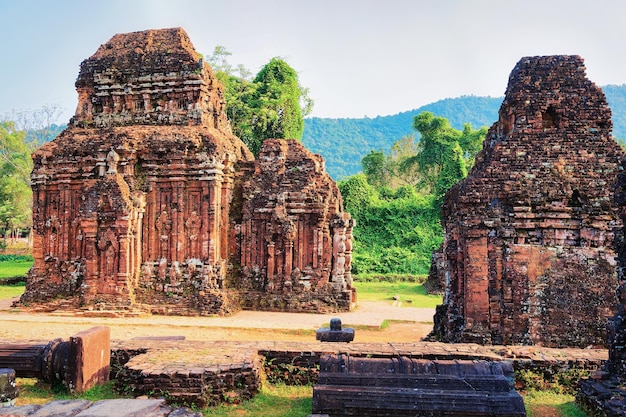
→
(302, 96, 502, 179)
(304, 85, 626, 179)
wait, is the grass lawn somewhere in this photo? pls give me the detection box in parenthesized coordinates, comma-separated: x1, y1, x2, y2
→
(0, 283, 25, 299)
(15, 378, 125, 407)
(0, 258, 30, 299)
(203, 384, 312, 417)
(355, 281, 442, 308)
(0, 259, 33, 278)
(523, 391, 587, 417)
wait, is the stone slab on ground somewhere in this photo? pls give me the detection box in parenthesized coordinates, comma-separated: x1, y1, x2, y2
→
(75, 399, 170, 417)
(29, 400, 91, 417)
(0, 405, 39, 417)
(0, 400, 201, 417)
(109, 339, 607, 407)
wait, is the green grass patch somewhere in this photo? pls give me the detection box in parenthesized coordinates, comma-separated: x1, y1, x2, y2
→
(202, 384, 312, 417)
(16, 378, 124, 406)
(0, 283, 25, 299)
(0, 259, 33, 278)
(523, 390, 587, 417)
(355, 281, 442, 308)
(354, 273, 427, 283)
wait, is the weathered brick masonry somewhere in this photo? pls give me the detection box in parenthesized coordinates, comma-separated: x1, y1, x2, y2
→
(577, 158, 626, 415)
(20, 28, 354, 314)
(432, 55, 624, 347)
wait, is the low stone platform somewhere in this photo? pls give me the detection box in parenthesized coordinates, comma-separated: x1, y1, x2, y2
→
(110, 339, 607, 407)
(313, 355, 526, 416)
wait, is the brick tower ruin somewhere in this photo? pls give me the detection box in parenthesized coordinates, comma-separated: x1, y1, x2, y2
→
(20, 28, 354, 314)
(431, 55, 624, 347)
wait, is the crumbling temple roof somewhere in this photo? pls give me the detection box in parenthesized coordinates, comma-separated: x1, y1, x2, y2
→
(71, 27, 231, 130)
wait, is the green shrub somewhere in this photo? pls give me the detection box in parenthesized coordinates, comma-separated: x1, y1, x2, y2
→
(353, 274, 427, 283)
(339, 177, 443, 275)
(0, 254, 33, 262)
(516, 369, 591, 395)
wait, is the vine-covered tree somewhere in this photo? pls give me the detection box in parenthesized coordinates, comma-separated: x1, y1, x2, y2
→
(206, 47, 313, 155)
(401, 111, 486, 200)
(361, 150, 389, 188)
(250, 58, 309, 147)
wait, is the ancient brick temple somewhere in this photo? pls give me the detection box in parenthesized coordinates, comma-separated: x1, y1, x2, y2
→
(236, 139, 354, 311)
(431, 55, 624, 347)
(20, 28, 354, 314)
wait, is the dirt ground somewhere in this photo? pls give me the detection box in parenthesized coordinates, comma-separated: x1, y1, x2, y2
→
(0, 297, 435, 343)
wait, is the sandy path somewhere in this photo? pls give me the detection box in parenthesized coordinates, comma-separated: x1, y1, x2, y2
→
(0, 298, 435, 343)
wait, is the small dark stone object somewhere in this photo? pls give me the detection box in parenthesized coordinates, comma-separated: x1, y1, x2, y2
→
(316, 318, 354, 342)
(0, 368, 19, 404)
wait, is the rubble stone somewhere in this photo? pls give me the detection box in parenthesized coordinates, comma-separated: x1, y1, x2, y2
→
(19, 28, 353, 315)
(0, 369, 18, 405)
(431, 55, 624, 347)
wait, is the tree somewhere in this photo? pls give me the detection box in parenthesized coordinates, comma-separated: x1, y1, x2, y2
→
(402, 111, 486, 200)
(248, 57, 312, 154)
(361, 150, 389, 188)
(0, 121, 33, 245)
(221, 74, 257, 145)
(7, 103, 64, 145)
(205, 48, 313, 156)
(206, 45, 234, 76)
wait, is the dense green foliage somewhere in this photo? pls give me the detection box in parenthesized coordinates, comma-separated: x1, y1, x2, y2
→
(0, 121, 34, 241)
(251, 59, 305, 145)
(207, 47, 313, 155)
(406, 112, 487, 200)
(342, 177, 443, 274)
(341, 112, 487, 275)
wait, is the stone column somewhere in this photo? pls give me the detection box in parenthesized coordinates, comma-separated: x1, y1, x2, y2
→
(170, 182, 181, 264)
(200, 155, 224, 264)
(267, 242, 275, 280)
(344, 217, 354, 288)
(331, 216, 349, 291)
(462, 230, 490, 334)
(284, 240, 293, 279)
(134, 195, 146, 284)
(80, 218, 98, 303)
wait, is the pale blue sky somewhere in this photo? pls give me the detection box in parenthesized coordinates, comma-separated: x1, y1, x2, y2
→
(1, 0, 626, 124)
